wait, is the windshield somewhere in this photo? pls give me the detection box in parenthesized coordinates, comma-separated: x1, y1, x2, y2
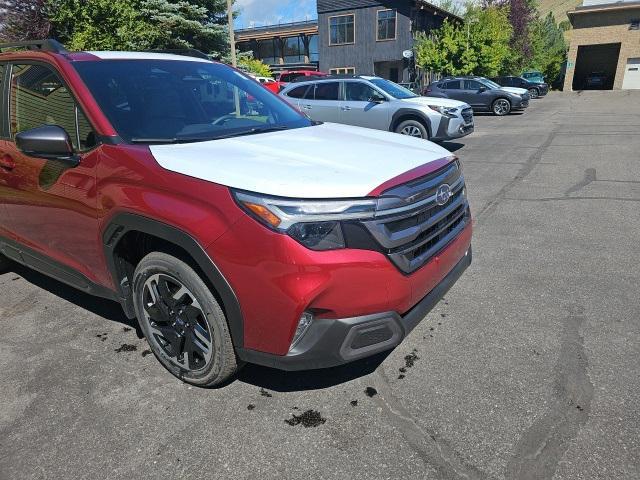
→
(73, 60, 312, 143)
(369, 78, 418, 99)
(479, 79, 502, 89)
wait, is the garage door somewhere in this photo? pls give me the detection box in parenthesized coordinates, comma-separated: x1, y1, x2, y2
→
(622, 58, 640, 89)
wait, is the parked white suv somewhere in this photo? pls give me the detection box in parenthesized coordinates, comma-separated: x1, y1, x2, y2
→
(280, 76, 474, 142)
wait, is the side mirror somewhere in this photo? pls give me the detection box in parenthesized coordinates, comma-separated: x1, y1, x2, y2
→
(15, 125, 79, 167)
(478, 86, 487, 93)
(369, 93, 386, 103)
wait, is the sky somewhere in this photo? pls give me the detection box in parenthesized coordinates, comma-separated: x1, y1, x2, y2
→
(234, 0, 318, 29)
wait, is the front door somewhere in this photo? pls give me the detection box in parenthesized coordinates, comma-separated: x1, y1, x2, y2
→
(340, 81, 391, 130)
(0, 62, 15, 241)
(462, 79, 490, 108)
(1, 62, 103, 283)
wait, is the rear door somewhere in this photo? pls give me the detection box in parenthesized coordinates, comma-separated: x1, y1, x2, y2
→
(341, 81, 392, 130)
(0, 62, 103, 282)
(440, 80, 466, 102)
(281, 84, 312, 109)
(300, 82, 341, 123)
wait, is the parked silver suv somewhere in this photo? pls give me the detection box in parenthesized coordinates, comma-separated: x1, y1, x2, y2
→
(280, 76, 474, 142)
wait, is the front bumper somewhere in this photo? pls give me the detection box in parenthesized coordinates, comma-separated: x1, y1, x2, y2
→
(432, 115, 474, 141)
(236, 245, 472, 371)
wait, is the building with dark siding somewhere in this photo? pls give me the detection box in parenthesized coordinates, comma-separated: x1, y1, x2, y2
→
(317, 0, 461, 82)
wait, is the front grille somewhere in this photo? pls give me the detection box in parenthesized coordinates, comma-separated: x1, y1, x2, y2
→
(361, 161, 470, 274)
(462, 108, 473, 124)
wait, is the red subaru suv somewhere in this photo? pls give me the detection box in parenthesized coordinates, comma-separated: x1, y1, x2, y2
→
(0, 40, 472, 386)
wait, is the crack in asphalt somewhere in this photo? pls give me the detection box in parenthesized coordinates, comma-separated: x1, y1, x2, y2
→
(505, 306, 594, 480)
(564, 168, 597, 196)
(503, 196, 640, 203)
(474, 131, 558, 226)
(371, 369, 490, 480)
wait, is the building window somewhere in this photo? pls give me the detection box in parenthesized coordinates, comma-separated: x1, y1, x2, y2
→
(329, 14, 355, 45)
(330, 67, 355, 75)
(377, 9, 397, 41)
(309, 35, 319, 62)
(284, 36, 305, 63)
(258, 39, 281, 65)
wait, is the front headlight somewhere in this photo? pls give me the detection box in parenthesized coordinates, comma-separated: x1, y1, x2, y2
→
(428, 105, 458, 118)
(233, 190, 377, 250)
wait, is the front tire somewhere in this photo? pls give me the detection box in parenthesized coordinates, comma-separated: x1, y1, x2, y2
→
(395, 119, 429, 139)
(528, 88, 539, 99)
(132, 252, 238, 387)
(492, 98, 511, 116)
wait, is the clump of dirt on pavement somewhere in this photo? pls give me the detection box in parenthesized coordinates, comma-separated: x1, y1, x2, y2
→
(285, 410, 326, 427)
(259, 388, 273, 397)
(114, 344, 137, 353)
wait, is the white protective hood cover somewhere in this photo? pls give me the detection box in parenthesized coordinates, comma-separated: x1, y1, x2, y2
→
(150, 122, 452, 199)
(402, 96, 469, 109)
(500, 86, 528, 95)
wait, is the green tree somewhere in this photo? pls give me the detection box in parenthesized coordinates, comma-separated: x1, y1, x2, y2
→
(237, 55, 272, 77)
(47, 0, 154, 51)
(525, 13, 567, 83)
(47, 0, 232, 55)
(415, 6, 512, 77)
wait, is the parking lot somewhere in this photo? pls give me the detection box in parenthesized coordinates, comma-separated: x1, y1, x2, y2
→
(1, 91, 638, 480)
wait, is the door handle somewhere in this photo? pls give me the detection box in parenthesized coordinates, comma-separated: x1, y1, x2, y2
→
(0, 154, 15, 171)
(341, 106, 351, 111)
(302, 104, 312, 110)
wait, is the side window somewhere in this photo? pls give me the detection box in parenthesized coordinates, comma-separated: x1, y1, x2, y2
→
(10, 64, 96, 151)
(313, 82, 339, 101)
(464, 80, 482, 90)
(286, 85, 311, 99)
(345, 82, 378, 102)
(444, 80, 461, 90)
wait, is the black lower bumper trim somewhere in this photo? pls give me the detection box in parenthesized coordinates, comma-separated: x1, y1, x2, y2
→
(237, 246, 472, 371)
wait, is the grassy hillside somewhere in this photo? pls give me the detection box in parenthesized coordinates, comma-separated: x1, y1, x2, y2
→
(537, 0, 581, 25)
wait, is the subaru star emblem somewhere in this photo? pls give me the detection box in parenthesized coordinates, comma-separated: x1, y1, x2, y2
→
(435, 184, 452, 206)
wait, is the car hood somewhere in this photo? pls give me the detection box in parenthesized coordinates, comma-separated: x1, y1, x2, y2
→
(500, 86, 528, 95)
(149, 123, 453, 199)
(400, 96, 469, 109)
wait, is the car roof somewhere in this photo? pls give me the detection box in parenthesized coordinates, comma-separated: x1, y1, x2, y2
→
(0, 41, 215, 63)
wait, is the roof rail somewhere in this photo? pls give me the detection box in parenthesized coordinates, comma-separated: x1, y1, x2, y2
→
(290, 74, 359, 83)
(0, 39, 68, 53)
(146, 49, 211, 60)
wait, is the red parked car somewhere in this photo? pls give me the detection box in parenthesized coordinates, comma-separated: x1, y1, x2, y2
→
(263, 69, 328, 93)
(0, 40, 472, 387)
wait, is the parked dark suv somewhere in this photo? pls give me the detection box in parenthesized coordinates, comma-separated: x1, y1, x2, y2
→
(491, 76, 549, 99)
(425, 77, 529, 116)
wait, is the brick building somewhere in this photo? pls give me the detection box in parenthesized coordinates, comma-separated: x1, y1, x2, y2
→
(564, 0, 640, 90)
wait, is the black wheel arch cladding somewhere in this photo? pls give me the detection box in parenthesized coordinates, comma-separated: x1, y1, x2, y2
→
(102, 213, 244, 348)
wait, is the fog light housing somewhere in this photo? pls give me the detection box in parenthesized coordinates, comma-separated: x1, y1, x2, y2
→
(289, 311, 314, 351)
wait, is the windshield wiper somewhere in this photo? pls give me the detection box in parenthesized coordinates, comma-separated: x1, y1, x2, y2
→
(208, 125, 292, 140)
(130, 126, 293, 144)
(130, 137, 210, 145)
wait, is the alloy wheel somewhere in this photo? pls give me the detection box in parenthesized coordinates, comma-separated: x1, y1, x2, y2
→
(141, 273, 213, 372)
(493, 99, 510, 116)
(400, 125, 424, 138)
(529, 88, 539, 99)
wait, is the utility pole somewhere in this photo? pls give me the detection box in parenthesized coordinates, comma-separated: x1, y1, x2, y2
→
(226, 0, 240, 116)
(227, 0, 237, 67)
